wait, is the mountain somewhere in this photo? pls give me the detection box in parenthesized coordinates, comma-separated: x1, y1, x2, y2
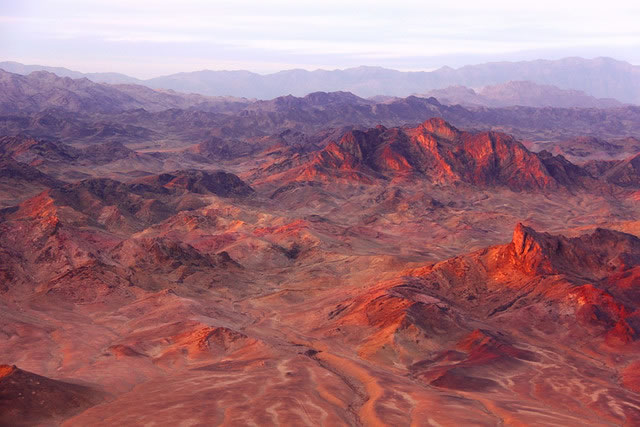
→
(432, 57, 640, 103)
(3, 120, 640, 424)
(0, 69, 251, 114)
(110, 92, 640, 142)
(142, 58, 640, 103)
(3, 66, 640, 146)
(4, 57, 640, 103)
(132, 170, 255, 197)
(325, 223, 640, 423)
(0, 158, 63, 206)
(261, 118, 596, 190)
(0, 60, 142, 84)
(420, 81, 624, 108)
(3, 87, 640, 159)
(0, 69, 142, 113)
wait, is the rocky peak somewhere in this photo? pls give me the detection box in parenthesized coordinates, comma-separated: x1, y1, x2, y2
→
(511, 223, 556, 275)
(510, 223, 640, 279)
(295, 119, 574, 190)
(420, 117, 460, 141)
(512, 223, 539, 256)
(303, 91, 367, 106)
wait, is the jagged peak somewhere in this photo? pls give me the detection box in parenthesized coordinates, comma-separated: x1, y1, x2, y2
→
(512, 223, 541, 256)
(420, 117, 460, 141)
(510, 223, 640, 278)
(510, 223, 556, 275)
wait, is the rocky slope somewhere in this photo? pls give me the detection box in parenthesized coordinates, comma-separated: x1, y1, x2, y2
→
(528, 136, 640, 162)
(584, 152, 640, 187)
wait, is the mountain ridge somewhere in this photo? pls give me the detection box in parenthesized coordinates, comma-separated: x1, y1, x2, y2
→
(3, 56, 640, 102)
(259, 118, 604, 191)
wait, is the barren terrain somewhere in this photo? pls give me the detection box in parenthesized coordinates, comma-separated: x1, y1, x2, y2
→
(2, 74, 640, 426)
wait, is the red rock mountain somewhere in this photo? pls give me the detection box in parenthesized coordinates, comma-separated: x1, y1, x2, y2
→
(328, 224, 640, 413)
(275, 118, 589, 190)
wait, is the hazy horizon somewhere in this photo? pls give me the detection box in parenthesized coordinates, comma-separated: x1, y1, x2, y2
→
(2, 0, 639, 79)
(4, 55, 640, 81)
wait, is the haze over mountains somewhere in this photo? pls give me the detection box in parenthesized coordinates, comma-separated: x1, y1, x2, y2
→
(420, 81, 624, 108)
(0, 69, 250, 114)
(3, 56, 640, 103)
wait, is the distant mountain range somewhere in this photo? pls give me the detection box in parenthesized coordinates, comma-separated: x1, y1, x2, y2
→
(418, 81, 624, 108)
(0, 61, 141, 84)
(0, 68, 634, 123)
(0, 69, 251, 114)
(2, 57, 640, 103)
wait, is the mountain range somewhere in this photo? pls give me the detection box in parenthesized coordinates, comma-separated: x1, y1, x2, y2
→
(0, 69, 250, 114)
(419, 80, 624, 108)
(3, 56, 640, 103)
(2, 69, 640, 151)
(4, 57, 640, 425)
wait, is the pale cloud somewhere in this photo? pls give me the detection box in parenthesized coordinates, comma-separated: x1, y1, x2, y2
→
(1, 0, 639, 77)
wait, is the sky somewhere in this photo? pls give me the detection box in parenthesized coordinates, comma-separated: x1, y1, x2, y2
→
(1, 0, 639, 78)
